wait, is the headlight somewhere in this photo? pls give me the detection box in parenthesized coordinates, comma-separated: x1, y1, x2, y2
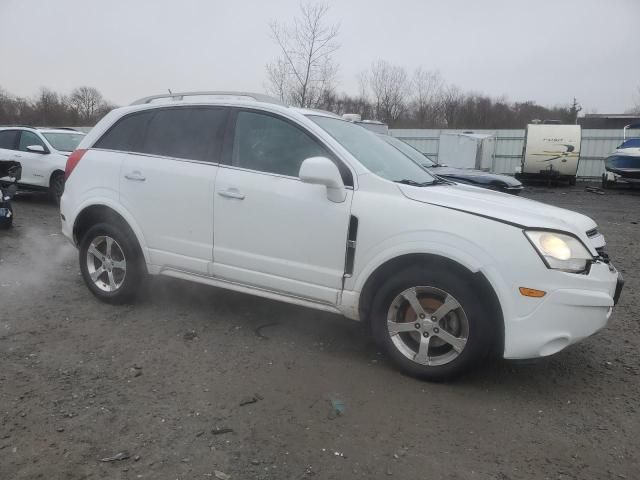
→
(524, 230, 592, 273)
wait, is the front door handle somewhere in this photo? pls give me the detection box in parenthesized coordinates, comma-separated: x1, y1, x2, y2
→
(124, 171, 146, 181)
(218, 188, 245, 200)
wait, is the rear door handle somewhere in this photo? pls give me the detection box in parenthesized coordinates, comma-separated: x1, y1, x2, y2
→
(217, 188, 245, 200)
(124, 171, 146, 181)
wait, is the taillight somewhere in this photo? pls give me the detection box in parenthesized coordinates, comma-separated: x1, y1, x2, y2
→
(65, 149, 87, 180)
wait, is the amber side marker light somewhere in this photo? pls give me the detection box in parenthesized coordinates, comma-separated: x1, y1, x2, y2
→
(519, 287, 546, 298)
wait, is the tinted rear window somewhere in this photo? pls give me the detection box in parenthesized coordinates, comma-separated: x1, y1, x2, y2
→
(94, 111, 153, 152)
(143, 108, 228, 162)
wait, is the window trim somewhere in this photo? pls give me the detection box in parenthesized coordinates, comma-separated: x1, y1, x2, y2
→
(93, 105, 230, 164)
(225, 107, 354, 187)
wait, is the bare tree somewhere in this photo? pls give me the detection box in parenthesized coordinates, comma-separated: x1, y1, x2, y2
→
(364, 60, 409, 124)
(411, 68, 443, 127)
(627, 86, 640, 115)
(440, 85, 464, 128)
(33, 88, 69, 125)
(265, 1, 340, 108)
(70, 86, 104, 122)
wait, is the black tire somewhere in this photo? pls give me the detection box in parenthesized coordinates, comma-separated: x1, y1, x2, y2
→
(49, 171, 65, 206)
(569, 176, 577, 186)
(601, 174, 609, 189)
(370, 265, 496, 381)
(0, 211, 12, 229)
(79, 222, 145, 304)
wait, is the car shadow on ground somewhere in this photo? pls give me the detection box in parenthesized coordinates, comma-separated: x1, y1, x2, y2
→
(132, 275, 607, 391)
(14, 191, 56, 205)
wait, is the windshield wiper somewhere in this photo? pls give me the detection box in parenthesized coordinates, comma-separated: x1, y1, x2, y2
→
(394, 179, 436, 187)
(431, 176, 451, 184)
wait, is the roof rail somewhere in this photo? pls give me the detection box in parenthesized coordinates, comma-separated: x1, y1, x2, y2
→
(130, 91, 286, 106)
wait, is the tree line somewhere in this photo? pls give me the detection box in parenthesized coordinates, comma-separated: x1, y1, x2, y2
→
(1, 1, 597, 130)
(0, 86, 116, 127)
(265, 1, 584, 128)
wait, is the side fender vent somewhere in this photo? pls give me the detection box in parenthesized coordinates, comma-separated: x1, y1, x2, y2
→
(344, 215, 358, 276)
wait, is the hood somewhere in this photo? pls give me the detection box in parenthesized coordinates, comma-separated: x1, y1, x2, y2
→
(427, 166, 522, 187)
(399, 182, 596, 235)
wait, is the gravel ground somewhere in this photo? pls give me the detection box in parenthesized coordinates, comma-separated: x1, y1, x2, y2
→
(1, 185, 639, 480)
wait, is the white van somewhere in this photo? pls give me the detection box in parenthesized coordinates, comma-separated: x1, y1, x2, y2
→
(517, 124, 581, 184)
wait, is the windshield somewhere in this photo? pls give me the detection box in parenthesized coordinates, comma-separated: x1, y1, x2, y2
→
(308, 116, 436, 184)
(379, 135, 437, 167)
(42, 132, 85, 152)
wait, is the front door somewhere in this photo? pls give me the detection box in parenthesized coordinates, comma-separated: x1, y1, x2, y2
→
(16, 130, 49, 186)
(213, 110, 353, 304)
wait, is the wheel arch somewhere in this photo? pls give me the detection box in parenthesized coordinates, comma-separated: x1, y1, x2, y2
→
(357, 253, 504, 357)
(72, 203, 149, 265)
(49, 168, 65, 184)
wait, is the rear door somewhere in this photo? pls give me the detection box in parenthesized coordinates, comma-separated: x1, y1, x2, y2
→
(213, 109, 353, 304)
(96, 106, 229, 275)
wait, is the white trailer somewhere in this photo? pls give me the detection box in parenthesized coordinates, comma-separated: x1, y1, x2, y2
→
(517, 124, 581, 184)
(437, 132, 496, 170)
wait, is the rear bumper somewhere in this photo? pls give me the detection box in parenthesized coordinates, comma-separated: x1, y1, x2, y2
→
(504, 263, 622, 359)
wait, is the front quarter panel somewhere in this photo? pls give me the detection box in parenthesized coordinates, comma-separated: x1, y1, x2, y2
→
(345, 180, 535, 322)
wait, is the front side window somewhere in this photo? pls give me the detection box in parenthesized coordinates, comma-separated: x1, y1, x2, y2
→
(232, 111, 330, 177)
(19, 131, 46, 152)
(309, 115, 436, 185)
(143, 107, 228, 162)
(42, 132, 85, 152)
(0, 130, 19, 150)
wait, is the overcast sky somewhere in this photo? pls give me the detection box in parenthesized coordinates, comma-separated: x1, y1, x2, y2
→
(1, 0, 638, 113)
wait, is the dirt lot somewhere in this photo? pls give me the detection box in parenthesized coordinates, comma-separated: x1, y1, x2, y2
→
(1, 185, 639, 480)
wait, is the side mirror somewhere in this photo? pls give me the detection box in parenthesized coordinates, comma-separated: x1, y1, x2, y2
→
(26, 145, 46, 154)
(299, 156, 346, 203)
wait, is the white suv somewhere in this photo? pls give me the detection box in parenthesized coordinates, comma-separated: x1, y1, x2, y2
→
(60, 92, 623, 380)
(0, 126, 85, 203)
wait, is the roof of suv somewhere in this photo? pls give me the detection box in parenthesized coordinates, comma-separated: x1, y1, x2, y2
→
(0, 126, 84, 134)
(127, 91, 340, 119)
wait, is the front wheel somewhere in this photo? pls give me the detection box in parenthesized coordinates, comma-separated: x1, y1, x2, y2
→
(49, 171, 65, 206)
(371, 266, 495, 381)
(79, 223, 145, 304)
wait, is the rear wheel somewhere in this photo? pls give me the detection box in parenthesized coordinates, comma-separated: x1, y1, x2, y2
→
(370, 266, 495, 381)
(49, 171, 65, 205)
(601, 173, 610, 189)
(79, 222, 145, 304)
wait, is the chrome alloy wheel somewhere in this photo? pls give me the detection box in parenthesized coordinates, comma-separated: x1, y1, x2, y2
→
(86, 235, 127, 292)
(387, 286, 469, 366)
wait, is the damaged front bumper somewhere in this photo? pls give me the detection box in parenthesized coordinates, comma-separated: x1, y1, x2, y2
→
(0, 160, 22, 228)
